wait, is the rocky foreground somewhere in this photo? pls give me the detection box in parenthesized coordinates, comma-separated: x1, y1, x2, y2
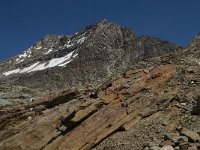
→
(0, 36, 200, 150)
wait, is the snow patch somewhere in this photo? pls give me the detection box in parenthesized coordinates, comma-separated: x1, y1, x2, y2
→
(58, 60, 72, 66)
(62, 40, 74, 49)
(3, 69, 20, 76)
(58, 52, 78, 67)
(36, 46, 42, 50)
(44, 48, 53, 54)
(77, 37, 86, 44)
(20, 62, 40, 73)
(16, 58, 25, 63)
(65, 43, 74, 48)
(19, 59, 25, 63)
(46, 51, 75, 68)
(19, 53, 27, 58)
(16, 48, 32, 62)
(29, 62, 47, 72)
(3, 51, 78, 76)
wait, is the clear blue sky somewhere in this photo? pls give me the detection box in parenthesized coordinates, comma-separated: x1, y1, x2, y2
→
(0, 0, 200, 62)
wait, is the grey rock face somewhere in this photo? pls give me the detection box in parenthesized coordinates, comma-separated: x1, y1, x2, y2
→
(0, 20, 181, 90)
(187, 33, 200, 50)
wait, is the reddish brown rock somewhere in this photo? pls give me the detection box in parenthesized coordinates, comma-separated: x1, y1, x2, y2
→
(57, 65, 176, 150)
(159, 140, 175, 147)
(179, 142, 190, 149)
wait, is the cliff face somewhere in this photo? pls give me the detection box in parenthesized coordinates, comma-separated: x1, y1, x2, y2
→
(0, 21, 199, 150)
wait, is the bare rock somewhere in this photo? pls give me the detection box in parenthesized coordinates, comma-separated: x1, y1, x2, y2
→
(149, 146, 161, 150)
(160, 145, 174, 150)
(179, 142, 190, 149)
(181, 128, 200, 142)
(159, 140, 175, 147)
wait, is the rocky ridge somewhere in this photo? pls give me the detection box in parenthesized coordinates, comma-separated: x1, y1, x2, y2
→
(0, 21, 199, 150)
(0, 20, 180, 90)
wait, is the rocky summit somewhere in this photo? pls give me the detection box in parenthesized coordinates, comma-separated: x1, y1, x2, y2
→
(0, 20, 199, 150)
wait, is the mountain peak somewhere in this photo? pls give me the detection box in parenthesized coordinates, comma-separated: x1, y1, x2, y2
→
(0, 22, 180, 90)
(98, 19, 109, 25)
(187, 33, 200, 49)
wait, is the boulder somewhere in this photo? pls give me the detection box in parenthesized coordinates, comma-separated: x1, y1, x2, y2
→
(159, 140, 175, 147)
(181, 128, 200, 142)
(160, 145, 174, 150)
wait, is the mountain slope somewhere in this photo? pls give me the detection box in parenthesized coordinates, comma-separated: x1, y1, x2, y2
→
(0, 20, 180, 90)
(0, 21, 199, 150)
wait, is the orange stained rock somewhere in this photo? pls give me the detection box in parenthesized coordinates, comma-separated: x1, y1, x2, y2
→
(58, 65, 176, 150)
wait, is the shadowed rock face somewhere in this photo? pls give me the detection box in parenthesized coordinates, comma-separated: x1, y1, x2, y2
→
(192, 98, 200, 115)
(0, 20, 181, 90)
(0, 20, 199, 150)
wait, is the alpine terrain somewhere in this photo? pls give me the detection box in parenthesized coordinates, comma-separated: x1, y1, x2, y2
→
(0, 20, 199, 150)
